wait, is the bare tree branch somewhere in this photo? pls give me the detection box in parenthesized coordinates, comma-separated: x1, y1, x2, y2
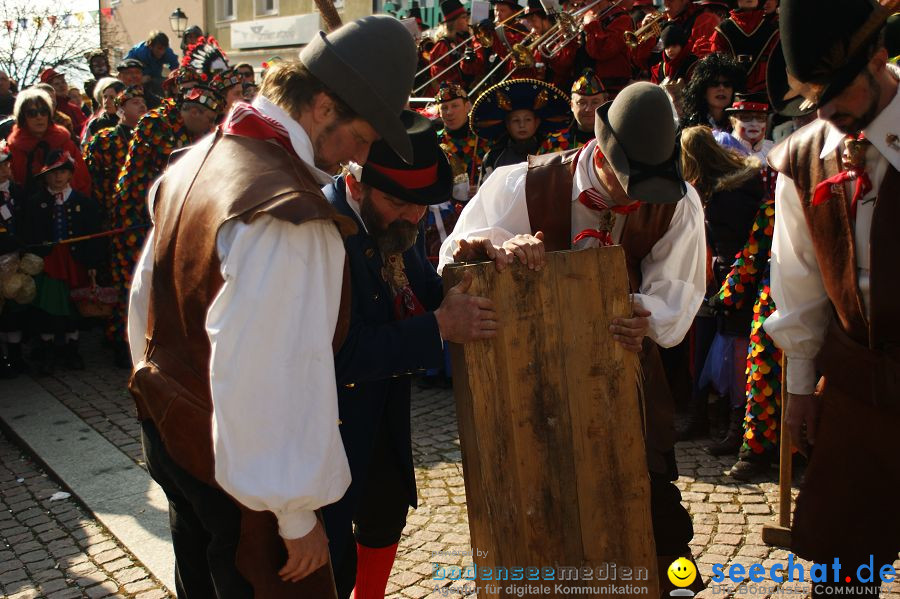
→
(0, 0, 100, 87)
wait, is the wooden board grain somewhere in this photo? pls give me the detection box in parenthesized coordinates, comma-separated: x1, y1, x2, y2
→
(444, 246, 658, 599)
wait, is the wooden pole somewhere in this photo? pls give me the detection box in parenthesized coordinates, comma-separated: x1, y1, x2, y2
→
(762, 356, 792, 548)
(313, 0, 343, 32)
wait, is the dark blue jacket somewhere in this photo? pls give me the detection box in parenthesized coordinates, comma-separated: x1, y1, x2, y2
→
(324, 177, 445, 513)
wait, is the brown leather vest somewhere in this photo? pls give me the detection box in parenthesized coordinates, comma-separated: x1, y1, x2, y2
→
(128, 130, 355, 485)
(524, 149, 678, 289)
(768, 120, 900, 403)
(524, 149, 680, 474)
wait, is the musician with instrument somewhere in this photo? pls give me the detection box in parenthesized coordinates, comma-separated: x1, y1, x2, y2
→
(428, 0, 480, 93)
(710, 0, 780, 94)
(582, 0, 636, 94)
(631, 0, 718, 72)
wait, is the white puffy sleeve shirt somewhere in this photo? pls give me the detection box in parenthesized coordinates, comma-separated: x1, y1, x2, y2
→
(127, 99, 351, 540)
(437, 141, 706, 348)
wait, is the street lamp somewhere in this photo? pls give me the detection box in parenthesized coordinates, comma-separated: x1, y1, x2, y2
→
(169, 8, 188, 38)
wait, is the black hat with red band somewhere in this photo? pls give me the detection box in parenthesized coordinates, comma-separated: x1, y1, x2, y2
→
(360, 110, 453, 206)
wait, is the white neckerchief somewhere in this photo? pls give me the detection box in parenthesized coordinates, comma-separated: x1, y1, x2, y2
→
(571, 139, 614, 205)
(50, 186, 72, 205)
(251, 95, 335, 185)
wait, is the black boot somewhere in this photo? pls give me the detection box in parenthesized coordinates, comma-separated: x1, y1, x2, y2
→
(36, 339, 56, 376)
(706, 408, 744, 456)
(7, 342, 27, 374)
(728, 456, 772, 481)
(64, 340, 85, 370)
(676, 393, 709, 441)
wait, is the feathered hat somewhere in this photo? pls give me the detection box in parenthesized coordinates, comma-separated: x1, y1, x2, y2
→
(181, 36, 230, 83)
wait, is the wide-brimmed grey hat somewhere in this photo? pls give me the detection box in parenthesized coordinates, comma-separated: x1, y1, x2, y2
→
(300, 15, 417, 163)
(594, 82, 686, 204)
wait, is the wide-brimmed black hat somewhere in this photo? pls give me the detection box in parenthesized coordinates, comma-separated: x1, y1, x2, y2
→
(765, 41, 813, 116)
(779, 0, 895, 109)
(360, 110, 453, 206)
(440, 0, 468, 22)
(469, 78, 571, 140)
(300, 16, 417, 163)
(594, 82, 686, 204)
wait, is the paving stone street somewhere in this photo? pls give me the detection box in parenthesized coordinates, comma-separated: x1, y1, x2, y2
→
(1, 330, 898, 598)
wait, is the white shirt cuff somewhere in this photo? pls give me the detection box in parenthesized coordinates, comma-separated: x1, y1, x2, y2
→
(276, 509, 318, 540)
(786, 356, 818, 396)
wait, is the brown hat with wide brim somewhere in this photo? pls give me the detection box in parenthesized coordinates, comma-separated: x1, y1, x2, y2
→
(300, 15, 417, 163)
(593, 82, 686, 205)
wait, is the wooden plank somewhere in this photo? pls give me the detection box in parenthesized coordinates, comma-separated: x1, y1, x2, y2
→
(444, 246, 658, 599)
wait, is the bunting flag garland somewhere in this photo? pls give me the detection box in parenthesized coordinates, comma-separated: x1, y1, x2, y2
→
(0, 9, 106, 32)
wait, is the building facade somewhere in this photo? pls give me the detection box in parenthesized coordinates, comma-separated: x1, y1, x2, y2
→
(205, 0, 380, 71)
(100, 0, 206, 67)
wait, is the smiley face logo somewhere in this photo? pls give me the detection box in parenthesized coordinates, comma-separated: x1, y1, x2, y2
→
(667, 557, 697, 588)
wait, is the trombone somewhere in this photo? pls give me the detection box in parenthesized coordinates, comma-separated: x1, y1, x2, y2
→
(536, 0, 627, 59)
(412, 8, 529, 80)
(624, 10, 666, 48)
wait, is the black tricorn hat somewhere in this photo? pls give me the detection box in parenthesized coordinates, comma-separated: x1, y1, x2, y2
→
(441, 0, 468, 22)
(779, 0, 896, 109)
(594, 82, 686, 204)
(361, 110, 453, 206)
(300, 16, 417, 163)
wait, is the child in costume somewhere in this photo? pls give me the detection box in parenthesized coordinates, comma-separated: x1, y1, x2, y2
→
(22, 150, 103, 374)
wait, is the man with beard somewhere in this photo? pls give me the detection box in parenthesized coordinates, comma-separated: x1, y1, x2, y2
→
(127, 16, 419, 597)
(763, 0, 900, 596)
(321, 110, 497, 599)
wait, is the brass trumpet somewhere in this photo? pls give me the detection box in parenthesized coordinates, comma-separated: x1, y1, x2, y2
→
(537, 0, 626, 59)
(624, 11, 666, 48)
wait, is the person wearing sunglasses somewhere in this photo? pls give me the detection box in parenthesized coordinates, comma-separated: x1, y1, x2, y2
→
(6, 88, 90, 198)
(438, 82, 707, 597)
(233, 62, 256, 84)
(680, 52, 746, 132)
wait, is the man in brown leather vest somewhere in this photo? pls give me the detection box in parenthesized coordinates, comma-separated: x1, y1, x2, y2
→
(764, 0, 900, 596)
(126, 16, 418, 598)
(438, 82, 708, 598)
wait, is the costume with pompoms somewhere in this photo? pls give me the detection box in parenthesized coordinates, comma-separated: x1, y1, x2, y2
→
(715, 196, 781, 460)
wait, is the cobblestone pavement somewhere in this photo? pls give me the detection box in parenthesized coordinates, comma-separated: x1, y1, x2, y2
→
(8, 331, 900, 598)
(0, 430, 171, 598)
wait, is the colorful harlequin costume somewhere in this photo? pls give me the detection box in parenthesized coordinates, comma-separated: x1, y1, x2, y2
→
(110, 87, 223, 350)
(715, 197, 781, 463)
(84, 86, 145, 226)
